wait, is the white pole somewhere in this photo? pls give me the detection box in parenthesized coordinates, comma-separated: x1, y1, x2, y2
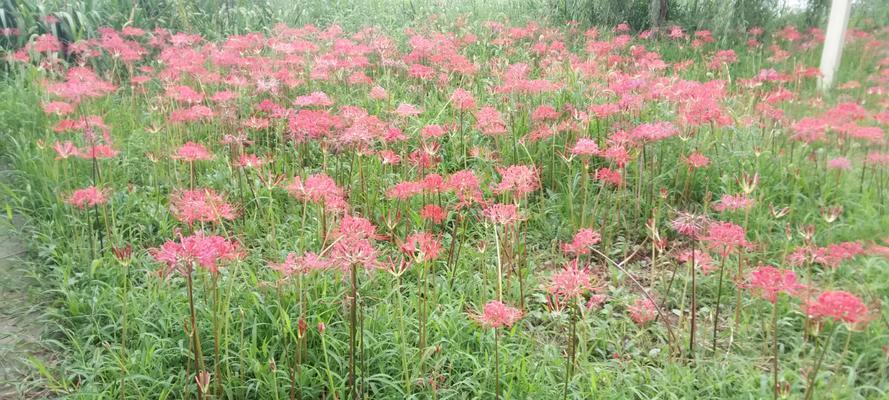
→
(818, 0, 853, 91)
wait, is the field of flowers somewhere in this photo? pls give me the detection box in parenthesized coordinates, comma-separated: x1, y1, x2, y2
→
(0, 7, 888, 400)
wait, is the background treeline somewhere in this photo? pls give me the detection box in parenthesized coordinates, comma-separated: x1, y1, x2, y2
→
(1, 0, 888, 56)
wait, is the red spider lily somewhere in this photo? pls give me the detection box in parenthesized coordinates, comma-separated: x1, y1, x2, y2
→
(670, 212, 709, 238)
(684, 152, 710, 169)
(483, 203, 522, 226)
(570, 139, 599, 156)
(713, 194, 755, 213)
(630, 121, 678, 143)
(329, 214, 381, 271)
(42, 101, 75, 116)
(234, 154, 266, 169)
(788, 241, 862, 269)
(803, 291, 869, 325)
(420, 204, 446, 224)
(46, 67, 116, 103)
(293, 91, 334, 107)
(172, 142, 214, 162)
(445, 169, 484, 207)
(469, 300, 522, 329)
(743, 266, 804, 303)
(169, 189, 238, 225)
(475, 106, 507, 136)
(285, 173, 348, 212)
(548, 259, 594, 301)
(494, 165, 539, 198)
(400, 232, 442, 263)
(268, 252, 330, 277)
(53, 141, 79, 159)
(450, 88, 476, 111)
(66, 186, 110, 209)
(395, 103, 422, 117)
(150, 232, 243, 275)
(628, 298, 657, 326)
(701, 221, 749, 257)
(826, 157, 852, 170)
(560, 228, 601, 257)
(676, 249, 717, 275)
(595, 167, 623, 187)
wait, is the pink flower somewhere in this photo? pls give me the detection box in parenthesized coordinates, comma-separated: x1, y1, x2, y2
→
(628, 298, 657, 326)
(570, 139, 600, 156)
(495, 165, 539, 198)
(450, 88, 476, 111)
(234, 154, 266, 169)
(475, 106, 507, 136)
(713, 194, 755, 213)
(151, 232, 242, 275)
(269, 252, 329, 276)
(684, 152, 710, 169)
(483, 203, 522, 225)
(329, 214, 380, 270)
(401, 232, 442, 262)
(169, 189, 238, 225)
(286, 174, 347, 212)
(66, 186, 109, 209)
(804, 291, 869, 325)
(631, 122, 678, 143)
(420, 204, 446, 224)
(701, 222, 749, 257)
(369, 86, 388, 100)
(549, 260, 593, 299)
(445, 169, 484, 207)
(827, 157, 852, 171)
(293, 91, 334, 107)
(42, 101, 75, 116)
(53, 141, 79, 159)
(744, 266, 803, 303)
(531, 105, 560, 122)
(395, 103, 422, 117)
(676, 249, 717, 275)
(595, 167, 623, 187)
(173, 142, 214, 161)
(471, 300, 522, 329)
(561, 228, 601, 256)
(670, 212, 709, 238)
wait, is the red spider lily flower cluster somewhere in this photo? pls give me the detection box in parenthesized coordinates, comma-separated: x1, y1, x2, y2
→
(701, 221, 750, 257)
(560, 228, 602, 257)
(151, 232, 243, 276)
(470, 300, 522, 329)
(66, 186, 110, 209)
(628, 298, 657, 326)
(268, 252, 330, 277)
(329, 214, 382, 271)
(169, 189, 238, 225)
(803, 291, 869, 325)
(285, 173, 348, 212)
(400, 232, 443, 263)
(743, 266, 804, 303)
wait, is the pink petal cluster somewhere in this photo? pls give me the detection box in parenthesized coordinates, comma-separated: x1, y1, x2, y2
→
(744, 266, 803, 303)
(560, 228, 601, 256)
(628, 298, 657, 326)
(151, 232, 242, 275)
(804, 291, 869, 324)
(170, 189, 238, 224)
(472, 300, 522, 329)
(286, 173, 348, 212)
(494, 165, 539, 198)
(66, 186, 109, 209)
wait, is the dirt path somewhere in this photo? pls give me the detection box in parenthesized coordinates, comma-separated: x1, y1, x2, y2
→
(0, 202, 45, 397)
